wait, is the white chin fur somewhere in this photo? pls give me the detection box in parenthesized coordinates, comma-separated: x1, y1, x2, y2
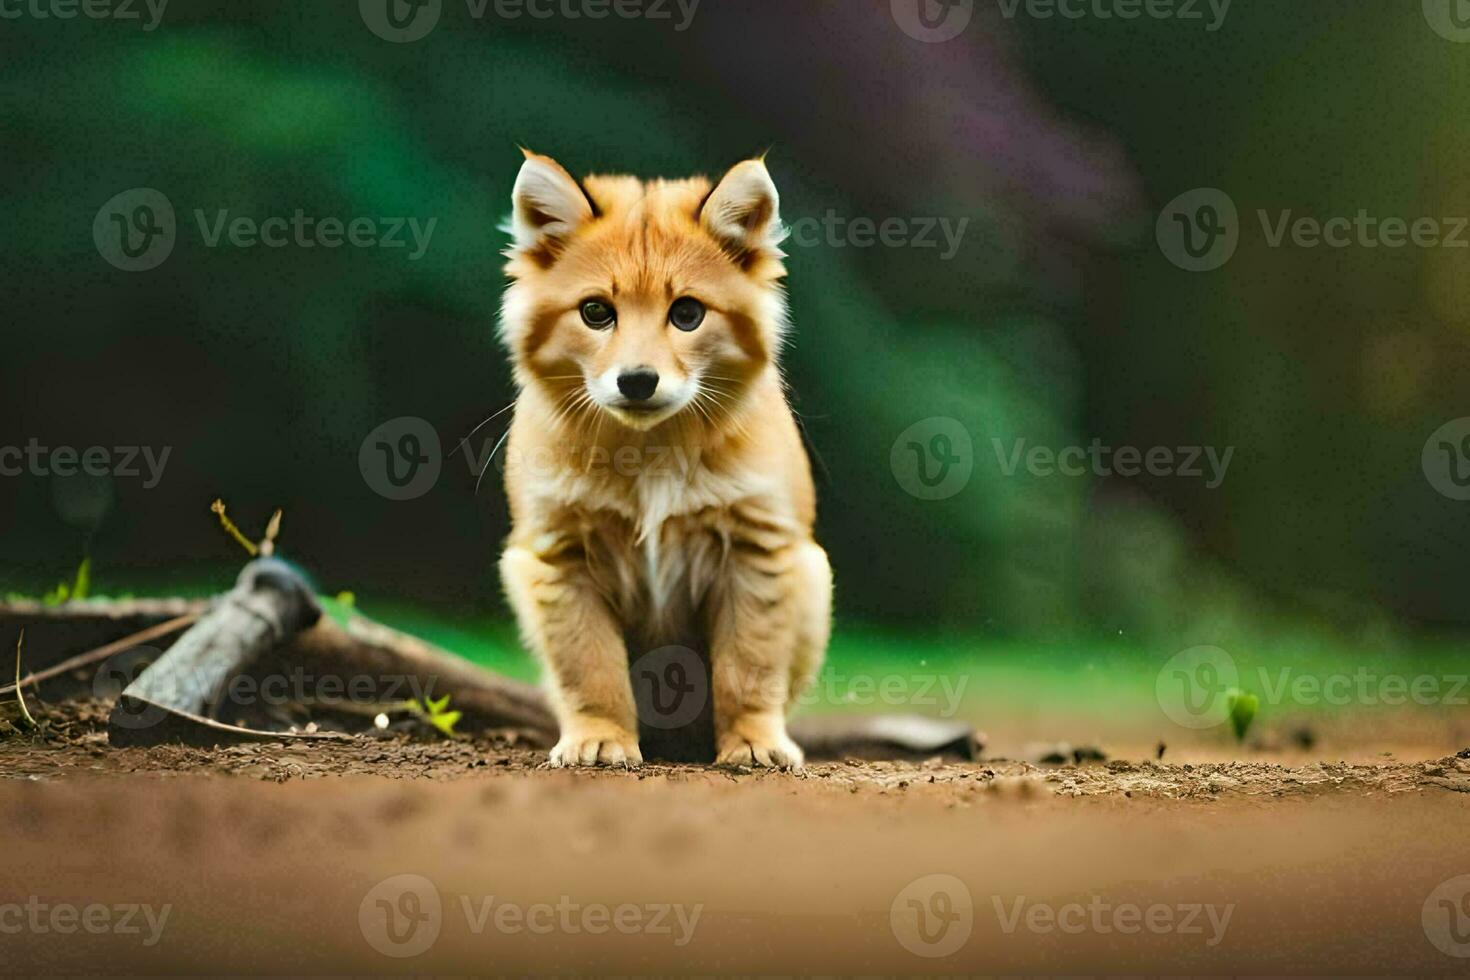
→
(600, 397, 688, 431)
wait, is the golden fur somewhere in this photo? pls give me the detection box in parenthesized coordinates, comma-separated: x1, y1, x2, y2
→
(498, 151, 831, 768)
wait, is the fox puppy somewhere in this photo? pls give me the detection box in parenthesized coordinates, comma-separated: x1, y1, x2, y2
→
(497, 151, 831, 769)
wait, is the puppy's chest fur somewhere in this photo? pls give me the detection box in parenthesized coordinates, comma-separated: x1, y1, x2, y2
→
(545, 461, 789, 643)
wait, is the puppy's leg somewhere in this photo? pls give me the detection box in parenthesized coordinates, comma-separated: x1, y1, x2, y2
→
(501, 544, 641, 767)
(708, 539, 806, 769)
(788, 541, 832, 704)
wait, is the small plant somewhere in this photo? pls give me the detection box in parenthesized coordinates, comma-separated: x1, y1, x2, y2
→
(409, 694, 462, 739)
(41, 558, 91, 606)
(366, 694, 462, 739)
(1226, 688, 1259, 742)
(319, 590, 358, 629)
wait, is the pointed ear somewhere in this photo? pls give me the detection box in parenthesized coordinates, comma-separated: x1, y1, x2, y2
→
(509, 150, 594, 257)
(700, 159, 784, 259)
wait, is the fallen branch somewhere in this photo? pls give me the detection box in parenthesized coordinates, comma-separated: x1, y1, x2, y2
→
(109, 558, 325, 746)
(0, 614, 197, 698)
(283, 615, 555, 743)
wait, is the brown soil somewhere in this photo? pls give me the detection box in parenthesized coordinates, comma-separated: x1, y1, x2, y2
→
(4, 700, 1470, 974)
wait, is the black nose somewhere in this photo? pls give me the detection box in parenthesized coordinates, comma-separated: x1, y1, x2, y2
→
(617, 368, 659, 402)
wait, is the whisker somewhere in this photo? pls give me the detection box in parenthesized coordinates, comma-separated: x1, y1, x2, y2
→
(558, 390, 600, 436)
(546, 386, 588, 430)
(699, 388, 742, 420)
(453, 400, 516, 457)
(697, 385, 752, 441)
(475, 425, 514, 495)
(699, 385, 736, 405)
(688, 396, 715, 427)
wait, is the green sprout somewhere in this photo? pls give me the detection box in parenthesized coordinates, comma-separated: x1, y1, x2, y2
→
(408, 694, 461, 739)
(1226, 688, 1259, 742)
(42, 558, 91, 606)
(318, 590, 358, 628)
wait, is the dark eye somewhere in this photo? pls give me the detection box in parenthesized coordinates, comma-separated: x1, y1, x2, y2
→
(580, 299, 615, 329)
(669, 297, 706, 332)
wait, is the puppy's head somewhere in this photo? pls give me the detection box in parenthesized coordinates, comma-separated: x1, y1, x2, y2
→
(500, 151, 788, 432)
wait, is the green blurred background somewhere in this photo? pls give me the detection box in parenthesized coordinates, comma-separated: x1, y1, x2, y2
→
(2, 0, 1467, 712)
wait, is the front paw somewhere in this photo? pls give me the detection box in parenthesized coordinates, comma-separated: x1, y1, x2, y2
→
(548, 717, 643, 768)
(716, 715, 804, 770)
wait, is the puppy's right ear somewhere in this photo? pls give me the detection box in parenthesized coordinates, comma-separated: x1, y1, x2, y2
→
(509, 150, 594, 258)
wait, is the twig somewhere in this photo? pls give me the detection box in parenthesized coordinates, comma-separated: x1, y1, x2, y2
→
(13, 630, 36, 730)
(212, 499, 284, 557)
(211, 499, 258, 557)
(260, 508, 283, 557)
(0, 613, 198, 697)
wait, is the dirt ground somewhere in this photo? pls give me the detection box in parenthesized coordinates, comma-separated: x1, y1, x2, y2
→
(4, 700, 1470, 974)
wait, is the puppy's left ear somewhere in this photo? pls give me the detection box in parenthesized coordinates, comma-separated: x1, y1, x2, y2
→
(700, 158, 785, 259)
